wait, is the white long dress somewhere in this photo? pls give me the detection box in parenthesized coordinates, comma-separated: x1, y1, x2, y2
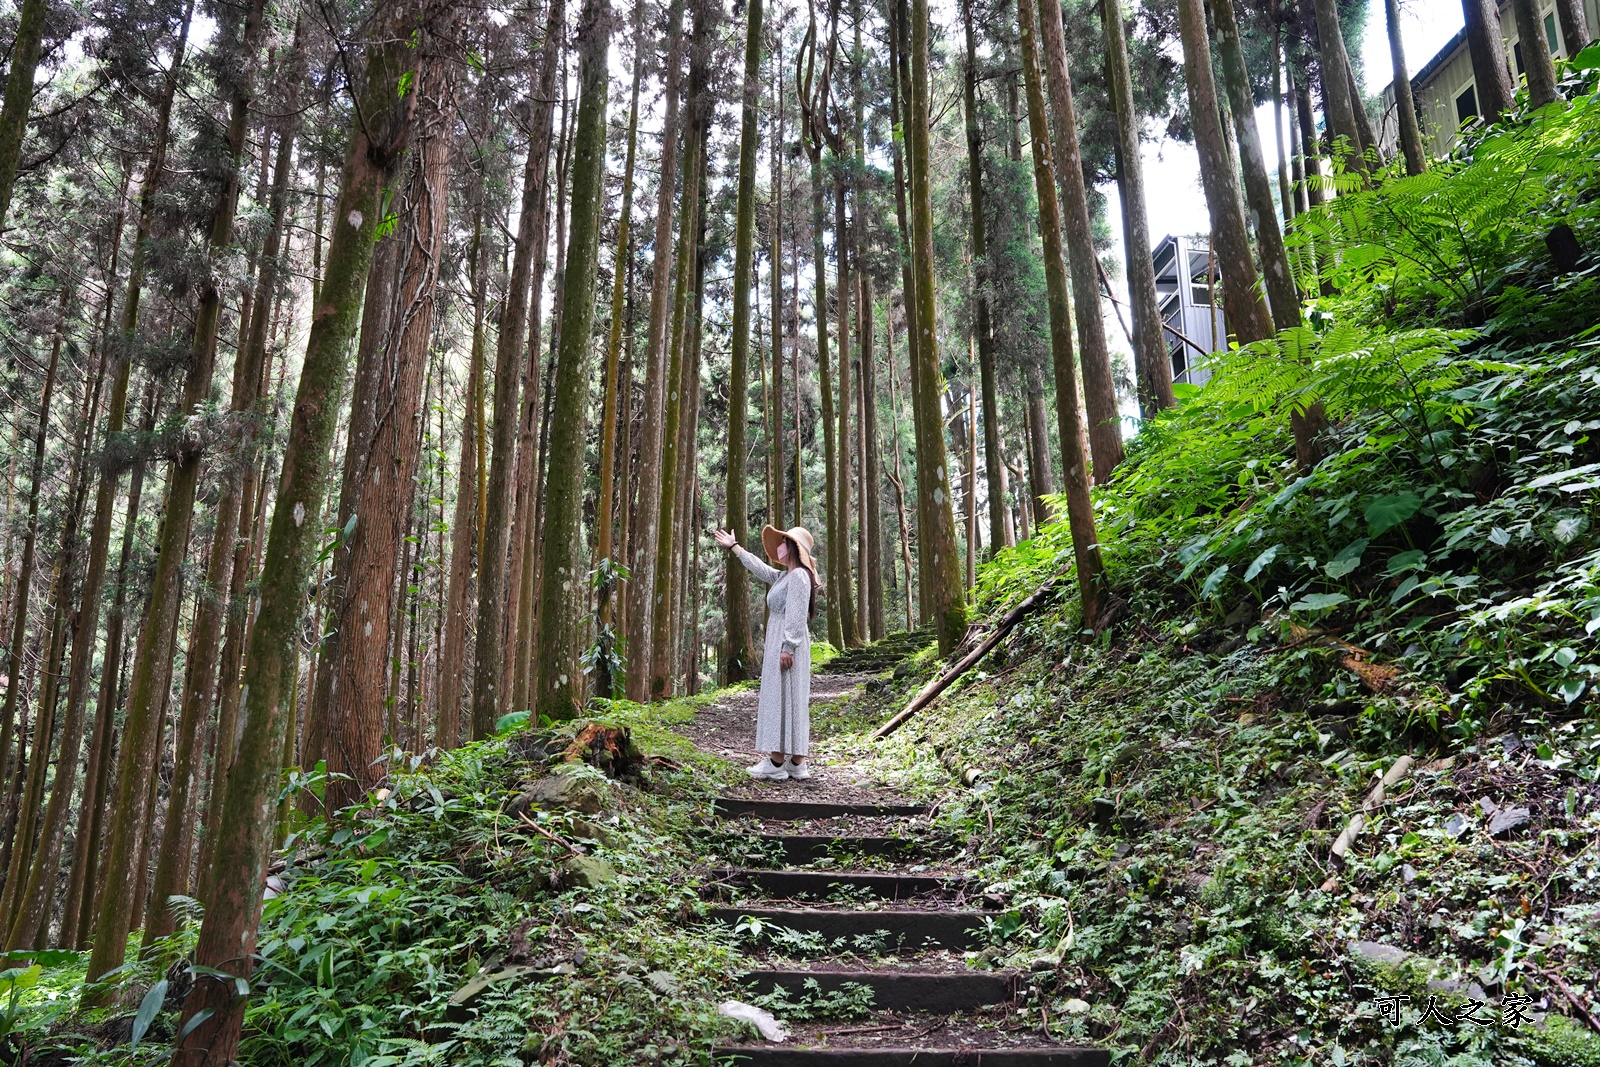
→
(733, 545, 813, 756)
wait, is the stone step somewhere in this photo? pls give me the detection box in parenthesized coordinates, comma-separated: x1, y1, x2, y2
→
(738, 968, 1015, 1014)
(715, 797, 927, 821)
(758, 835, 925, 864)
(707, 905, 989, 950)
(708, 868, 971, 902)
(713, 1049, 1109, 1066)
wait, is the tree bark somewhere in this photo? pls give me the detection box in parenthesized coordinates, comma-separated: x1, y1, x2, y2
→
(1176, 0, 1275, 347)
(321, 29, 458, 807)
(87, 0, 269, 992)
(1018, 0, 1104, 625)
(1512, 0, 1559, 108)
(436, 204, 486, 751)
(907, 0, 967, 652)
(626, 0, 688, 700)
(650, 1, 710, 697)
(1385, 0, 1427, 175)
(833, 150, 860, 649)
(1272, 20, 1296, 221)
(535, 0, 611, 718)
(1292, 65, 1324, 209)
(1462, 0, 1515, 124)
(595, 0, 644, 694)
(1037, 0, 1123, 483)
(961, 0, 1008, 557)
(860, 273, 885, 635)
(1554, 0, 1590, 56)
(1309, 0, 1368, 171)
(0, 0, 48, 234)
(1213, 0, 1300, 331)
(770, 35, 786, 533)
(799, 13, 843, 649)
(171, 0, 437, 1055)
(724, 0, 764, 681)
(473, 1, 561, 735)
(1101, 0, 1173, 419)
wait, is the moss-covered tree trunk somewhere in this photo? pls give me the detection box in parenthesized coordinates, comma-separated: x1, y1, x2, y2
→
(1037, 0, 1123, 484)
(908, 0, 967, 652)
(723, 0, 763, 682)
(1291, 66, 1324, 210)
(0, 0, 48, 234)
(170, 2, 436, 1054)
(535, 0, 611, 719)
(1018, 0, 1103, 626)
(833, 140, 861, 650)
(626, 0, 687, 701)
(770, 37, 786, 531)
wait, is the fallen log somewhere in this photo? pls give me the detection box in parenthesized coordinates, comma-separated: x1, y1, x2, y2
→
(872, 581, 1059, 741)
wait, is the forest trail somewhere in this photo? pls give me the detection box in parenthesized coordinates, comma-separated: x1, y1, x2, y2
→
(691, 672, 1108, 1065)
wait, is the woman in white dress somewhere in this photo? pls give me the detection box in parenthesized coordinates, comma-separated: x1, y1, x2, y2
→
(711, 525, 819, 779)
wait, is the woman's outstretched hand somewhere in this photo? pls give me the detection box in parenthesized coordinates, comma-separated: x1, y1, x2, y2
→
(712, 529, 737, 550)
(780, 652, 794, 671)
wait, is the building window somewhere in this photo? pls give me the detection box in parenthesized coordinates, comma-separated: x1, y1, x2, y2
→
(1456, 84, 1479, 126)
(1515, 40, 1525, 75)
(1545, 12, 1559, 53)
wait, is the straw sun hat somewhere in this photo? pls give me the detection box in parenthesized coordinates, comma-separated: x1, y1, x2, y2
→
(761, 524, 818, 576)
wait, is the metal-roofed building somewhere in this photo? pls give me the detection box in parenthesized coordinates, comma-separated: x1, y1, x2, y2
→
(1378, 0, 1598, 159)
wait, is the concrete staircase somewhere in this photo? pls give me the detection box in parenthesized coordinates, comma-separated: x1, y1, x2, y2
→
(706, 794, 1105, 1065)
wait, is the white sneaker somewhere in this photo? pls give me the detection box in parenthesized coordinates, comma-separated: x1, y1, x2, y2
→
(785, 759, 811, 780)
(747, 757, 788, 780)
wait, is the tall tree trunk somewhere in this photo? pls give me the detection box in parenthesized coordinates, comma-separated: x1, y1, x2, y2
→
(723, 0, 764, 682)
(1308, 0, 1367, 172)
(1291, 64, 1323, 209)
(770, 35, 786, 533)
(595, 3, 644, 700)
(473, 1, 561, 736)
(1176, 0, 1275, 347)
(1037, 0, 1123, 483)
(1103, 0, 1174, 418)
(799, 13, 843, 649)
(887, 0, 919, 611)
(86, 0, 268, 992)
(1384, 0, 1426, 175)
(1018, 0, 1104, 626)
(65, 383, 158, 948)
(1461, 0, 1516, 124)
(0, 311, 99, 944)
(1212, 0, 1299, 330)
(1287, 62, 1308, 216)
(1512, 0, 1559, 108)
(1272, 26, 1295, 229)
(961, 0, 1007, 557)
(172, 0, 437, 1055)
(0, 0, 48, 234)
(438, 199, 488, 751)
(833, 160, 860, 649)
(1554, 0, 1589, 56)
(536, 0, 611, 718)
(860, 274, 885, 635)
(320, 30, 458, 809)
(907, 0, 967, 653)
(884, 311, 915, 628)
(626, 0, 689, 701)
(0, 294, 63, 855)
(650, 0, 711, 698)
(22, 171, 132, 950)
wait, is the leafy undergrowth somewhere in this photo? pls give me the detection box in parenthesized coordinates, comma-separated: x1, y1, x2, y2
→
(9, 697, 749, 1066)
(818, 57, 1600, 1067)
